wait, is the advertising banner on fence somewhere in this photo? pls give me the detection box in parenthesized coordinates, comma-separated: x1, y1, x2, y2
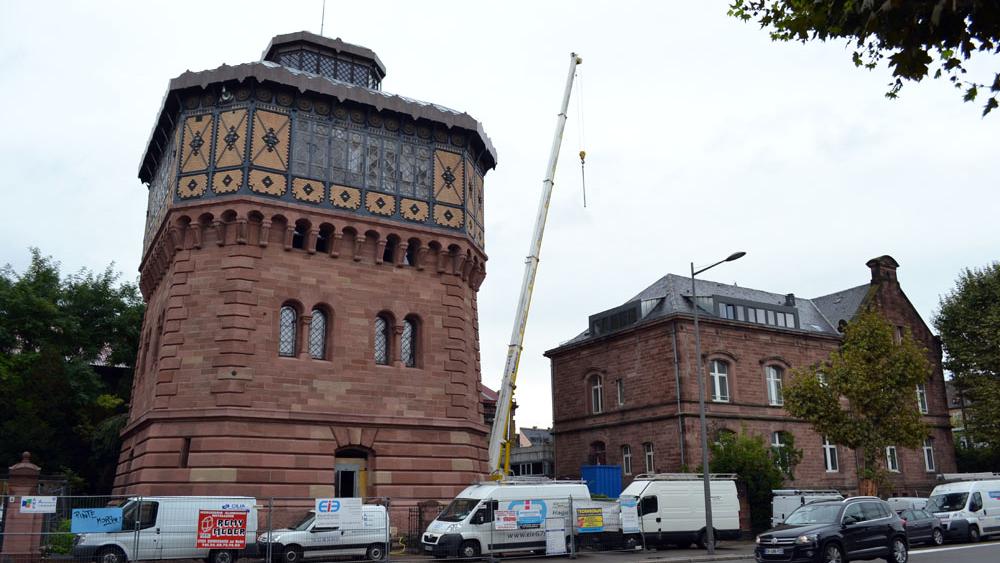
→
(508, 499, 545, 529)
(19, 497, 57, 514)
(575, 507, 604, 533)
(197, 510, 248, 549)
(544, 517, 566, 555)
(72, 508, 124, 533)
(494, 510, 517, 530)
(620, 496, 640, 534)
(314, 497, 363, 528)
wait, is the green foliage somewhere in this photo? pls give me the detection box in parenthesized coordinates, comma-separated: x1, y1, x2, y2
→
(45, 519, 75, 555)
(707, 428, 787, 533)
(728, 1, 1000, 116)
(784, 310, 931, 480)
(955, 442, 1000, 472)
(935, 262, 1000, 448)
(0, 249, 144, 492)
(772, 431, 803, 481)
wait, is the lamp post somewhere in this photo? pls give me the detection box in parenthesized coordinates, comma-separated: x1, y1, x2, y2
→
(691, 251, 746, 554)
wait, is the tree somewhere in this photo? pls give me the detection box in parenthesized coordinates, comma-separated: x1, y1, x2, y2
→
(728, 1, 1000, 116)
(708, 428, 788, 533)
(934, 261, 1000, 448)
(784, 310, 931, 491)
(0, 249, 144, 492)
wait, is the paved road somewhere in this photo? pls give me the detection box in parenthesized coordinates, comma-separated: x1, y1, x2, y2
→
(910, 540, 1000, 563)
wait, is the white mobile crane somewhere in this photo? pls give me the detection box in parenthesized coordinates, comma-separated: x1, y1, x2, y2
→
(487, 52, 583, 478)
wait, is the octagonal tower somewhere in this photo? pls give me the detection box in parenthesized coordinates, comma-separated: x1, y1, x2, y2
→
(116, 32, 495, 510)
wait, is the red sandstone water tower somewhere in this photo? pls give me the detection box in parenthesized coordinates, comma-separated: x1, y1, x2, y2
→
(116, 32, 496, 511)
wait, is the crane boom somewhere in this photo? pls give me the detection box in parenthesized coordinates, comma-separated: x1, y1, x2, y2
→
(487, 52, 582, 476)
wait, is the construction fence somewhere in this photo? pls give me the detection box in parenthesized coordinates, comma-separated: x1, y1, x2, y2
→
(0, 493, 716, 563)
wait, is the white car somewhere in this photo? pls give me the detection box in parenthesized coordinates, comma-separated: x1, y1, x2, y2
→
(259, 506, 387, 562)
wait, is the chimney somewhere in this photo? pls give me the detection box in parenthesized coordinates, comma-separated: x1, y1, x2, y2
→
(784, 293, 796, 307)
(866, 255, 899, 283)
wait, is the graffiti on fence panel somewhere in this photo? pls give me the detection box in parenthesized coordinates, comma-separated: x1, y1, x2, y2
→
(72, 508, 124, 532)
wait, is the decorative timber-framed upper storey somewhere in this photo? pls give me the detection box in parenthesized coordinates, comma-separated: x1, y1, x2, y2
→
(139, 32, 496, 260)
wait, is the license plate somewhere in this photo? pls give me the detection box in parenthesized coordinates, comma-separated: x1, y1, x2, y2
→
(764, 548, 784, 555)
(424, 546, 432, 552)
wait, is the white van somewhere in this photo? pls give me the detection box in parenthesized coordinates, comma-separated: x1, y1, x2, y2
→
(622, 473, 741, 549)
(771, 489, 844, 527)
(927, 479, 1000, 542)
(258, 505, 387, 562)
(421, 480, 592, 557)
(72, 496, 257, 563)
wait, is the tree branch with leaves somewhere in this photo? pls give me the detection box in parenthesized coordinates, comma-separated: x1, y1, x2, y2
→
(729, 1, 1000, 116)
(784, 310, 932, 488)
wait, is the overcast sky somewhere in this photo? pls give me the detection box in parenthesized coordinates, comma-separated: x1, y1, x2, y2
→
(2, 1, 997, 432)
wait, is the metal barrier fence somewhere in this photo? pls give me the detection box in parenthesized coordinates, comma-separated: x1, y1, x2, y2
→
(0, 493, 731, 562)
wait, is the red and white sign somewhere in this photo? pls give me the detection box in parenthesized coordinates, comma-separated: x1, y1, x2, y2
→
(196, 510, 247, 549)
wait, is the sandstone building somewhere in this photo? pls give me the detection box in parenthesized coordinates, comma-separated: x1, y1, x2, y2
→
(115, 32, 496, 510)
(546, 256, 955, 495)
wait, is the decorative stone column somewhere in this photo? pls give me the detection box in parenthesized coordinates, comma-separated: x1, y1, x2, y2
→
(1, 452, 43, 562)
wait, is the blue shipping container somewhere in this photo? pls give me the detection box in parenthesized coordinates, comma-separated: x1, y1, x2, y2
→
(580, 465, 622, 498)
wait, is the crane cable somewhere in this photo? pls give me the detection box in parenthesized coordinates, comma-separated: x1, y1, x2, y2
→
(576, 64, 587, 208)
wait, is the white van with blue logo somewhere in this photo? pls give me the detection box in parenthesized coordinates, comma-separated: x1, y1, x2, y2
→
(928, 479, 1000, 542)
(421, 481, 593, 557)
(258, 505, 387, 562)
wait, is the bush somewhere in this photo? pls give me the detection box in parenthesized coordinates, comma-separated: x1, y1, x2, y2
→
(707, 428, 787, 533)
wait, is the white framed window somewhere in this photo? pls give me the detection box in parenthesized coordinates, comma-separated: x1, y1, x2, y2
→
(916, 384, 928, 414)
(771, 431, 785, 449)
(621, 445, 632, 475)
(766, 366, 784, 406)
(886, 446, 900, 472)
(616, 378, 625, 407)
(923, 439, 936, 472)
(590, 375, 603, 414)
(817, 372, 827, 387)
(643, 442, 654, 473)
(823, 436, 839, 472)
(710, 360, 730, 402)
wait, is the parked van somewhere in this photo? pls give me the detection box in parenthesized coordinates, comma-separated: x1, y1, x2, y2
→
(421, 480, 593, 557)
(771, 489, 844, 527)
(622, 473, 741, 549)
(72, 496, 257, 563)
(258, 505, 387, 562)
(927, 479, 1000, 542)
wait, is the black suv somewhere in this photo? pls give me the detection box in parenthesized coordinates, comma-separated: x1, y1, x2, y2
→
(754, 497, 908, 563)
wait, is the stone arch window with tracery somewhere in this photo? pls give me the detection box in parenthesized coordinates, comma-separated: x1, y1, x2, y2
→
(279, 304, 298, 357)
(401, 315, 419, 368)
(589, 441, 607, 465)
(309, 307, 328, 360)
(374, 313, 393, 365)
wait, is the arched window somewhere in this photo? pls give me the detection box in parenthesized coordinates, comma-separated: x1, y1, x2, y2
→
(292, 221, 308, 250)
(710, 359, 730, 402)
(279, 305, 298, 357)
(589, 374, 604, 414)
(374, 314, 391, 365)
(309, 308, 327, 359)
(383, 237, 399, 264)
(766, 365, 784, 406)
(401, 316, 418, 367)
(589, 441, 607, 465)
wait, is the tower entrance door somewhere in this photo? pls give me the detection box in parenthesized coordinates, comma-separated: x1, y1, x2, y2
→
(334, 448, 368, 498)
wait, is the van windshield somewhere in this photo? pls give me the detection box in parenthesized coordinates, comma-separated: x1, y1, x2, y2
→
(927, 493, 969, 513)
(784, 505, 841, 525)
(291, 514, 315, 531)
(437, 498, 480, 522)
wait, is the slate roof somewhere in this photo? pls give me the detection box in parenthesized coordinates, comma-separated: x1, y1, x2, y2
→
(557, 274, 874, 348)
(519, 427, 553, 446)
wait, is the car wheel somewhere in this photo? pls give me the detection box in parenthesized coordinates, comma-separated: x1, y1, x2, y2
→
(210, 550, 237, 563)
(97, 546, 127, 563)
(459, 540, 480, 559)
(931, 528, 944, 546)
(969, 526, 981, 543)
(822, 543, 843, 563)
(623, 534, 642, 550)
(281, 546, 303, 563)
(365, 543, 385, 561)
(889, 537, 907, 563)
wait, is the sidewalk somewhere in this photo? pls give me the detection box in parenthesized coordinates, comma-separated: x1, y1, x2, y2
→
(585, 542, 755, 563)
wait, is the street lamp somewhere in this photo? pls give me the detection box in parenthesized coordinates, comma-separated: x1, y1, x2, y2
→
(691, 251, 745, 554)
